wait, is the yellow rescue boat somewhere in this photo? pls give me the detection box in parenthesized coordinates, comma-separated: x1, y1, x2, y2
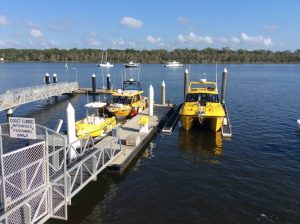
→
(107, 79, 147, 119)
(76, 102, 116, 138)
(180, 78, 225, 132)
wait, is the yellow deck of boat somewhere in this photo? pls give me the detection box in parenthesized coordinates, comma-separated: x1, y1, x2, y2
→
(95, 104, 172, 174)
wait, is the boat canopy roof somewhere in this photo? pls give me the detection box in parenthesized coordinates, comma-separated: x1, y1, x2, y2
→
(84, 102, 107, 108)
(188, 81, 218, 94)
(123, 79, 142, 91)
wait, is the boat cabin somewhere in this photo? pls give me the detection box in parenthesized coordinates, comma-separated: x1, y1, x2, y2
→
(111, 90, 144, 105)
(186, 81, 220, 105)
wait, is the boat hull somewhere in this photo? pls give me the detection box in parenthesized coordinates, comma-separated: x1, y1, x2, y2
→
(75, 117, 116, 138)
(181, 115, 223, 132)
(99, 64, 114, 68)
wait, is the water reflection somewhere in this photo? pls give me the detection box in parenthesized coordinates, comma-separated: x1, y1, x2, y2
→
(179, 128, 223, 156)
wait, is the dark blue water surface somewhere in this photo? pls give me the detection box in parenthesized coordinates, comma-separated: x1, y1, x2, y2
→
(0, 63, 299, 224)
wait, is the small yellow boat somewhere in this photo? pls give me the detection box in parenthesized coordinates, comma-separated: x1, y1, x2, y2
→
(107, 79, 147, 119)
(180, 78, 225, 132)
(76, 102, 116, 138)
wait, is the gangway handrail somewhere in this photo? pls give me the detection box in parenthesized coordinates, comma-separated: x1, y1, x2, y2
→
(0, 122, 121, 224)
(0, 82, 78, 112)
(1, 82, 75, 94)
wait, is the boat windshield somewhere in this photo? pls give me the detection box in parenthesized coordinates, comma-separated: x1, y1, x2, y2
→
(186, 93, 219, 103)
(113, 96, 132, 105)
(190, 83, 215, 90)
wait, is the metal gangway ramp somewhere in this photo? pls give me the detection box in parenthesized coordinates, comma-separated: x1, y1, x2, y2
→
(0, 82, 78, 112)
(221, 104, 232, 137)
(0, 123, 121, 223)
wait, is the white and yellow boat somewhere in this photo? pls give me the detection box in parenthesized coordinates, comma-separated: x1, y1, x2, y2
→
(106, 79, 147, 119)
(180, 78, 225, 132)
(75, 102, 116, 138)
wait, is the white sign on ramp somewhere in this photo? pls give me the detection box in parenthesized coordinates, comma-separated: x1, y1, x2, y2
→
(9, 117, 36, 139)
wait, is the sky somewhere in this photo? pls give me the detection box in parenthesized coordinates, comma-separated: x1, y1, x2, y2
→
(0, 0, 300, 51)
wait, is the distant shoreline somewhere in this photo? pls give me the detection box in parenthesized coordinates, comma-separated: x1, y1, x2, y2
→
(1, 61, 300, 64)
(1, 48, 300, 64)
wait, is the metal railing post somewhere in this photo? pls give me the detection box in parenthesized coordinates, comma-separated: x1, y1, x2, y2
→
(66, 173, 72, 206)
(24, 203, 32, 224)
(92, 155, 97, 181)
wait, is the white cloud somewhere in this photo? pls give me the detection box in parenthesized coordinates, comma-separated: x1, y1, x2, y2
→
(0, 15, 8, 26)
(177, 16, 189, 24)
(177, 32, 213, 44)
(49, 40, 60, 47)
(128, 41, 137, 48)
(112, 39, 125, 46)
(220, 36, 240, 45)
(177, 34, 186, 43)
(231, 36, 240, 44)
(146, 35, 164, 46)
(0, 39, 19, 47)
(241, 32, 272, 47)
(30, 29, 43, 38)
(82, 38, 100, 47)
(120, 17, 143, 29)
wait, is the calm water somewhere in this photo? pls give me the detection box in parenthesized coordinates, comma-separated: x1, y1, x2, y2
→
(0, 63, 299, 224)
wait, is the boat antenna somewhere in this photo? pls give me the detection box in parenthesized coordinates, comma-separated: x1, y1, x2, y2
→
(125, 68, 127, 81)
(215, 63, 218, 91)
(86, 87, 89, 104)
(121, 69, 123, 86)
(113, 73, 115, 90)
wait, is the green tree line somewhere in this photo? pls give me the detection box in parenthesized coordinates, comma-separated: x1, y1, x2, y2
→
(1, 48, 300, 63)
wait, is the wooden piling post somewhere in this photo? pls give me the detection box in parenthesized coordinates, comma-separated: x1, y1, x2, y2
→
(161, 81, 166, 105)
(221, 68, 228, 104)
(92, 74, 96, 93)
(149, 85, 154, 116)
(107, 74, 111, 90)
(184, 68, 189, 100)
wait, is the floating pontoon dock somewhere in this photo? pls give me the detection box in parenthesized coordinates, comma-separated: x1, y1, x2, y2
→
(108, 104, 172, 174)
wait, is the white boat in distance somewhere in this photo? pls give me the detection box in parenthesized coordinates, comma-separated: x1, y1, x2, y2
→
(165, 61, 183, 67)
(99, 62, 114, 68)
(297, 119, 300, 129)
(124, 61, 139, 68)
(98, 51, 114, 68)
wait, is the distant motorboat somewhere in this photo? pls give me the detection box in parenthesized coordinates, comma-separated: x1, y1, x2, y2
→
(99, 62, 114, 68)
(165, 61, 183, 67)
(98, 51, 114, 68)
(124, 61, 139, 68)
(297, 119, 300, 129)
